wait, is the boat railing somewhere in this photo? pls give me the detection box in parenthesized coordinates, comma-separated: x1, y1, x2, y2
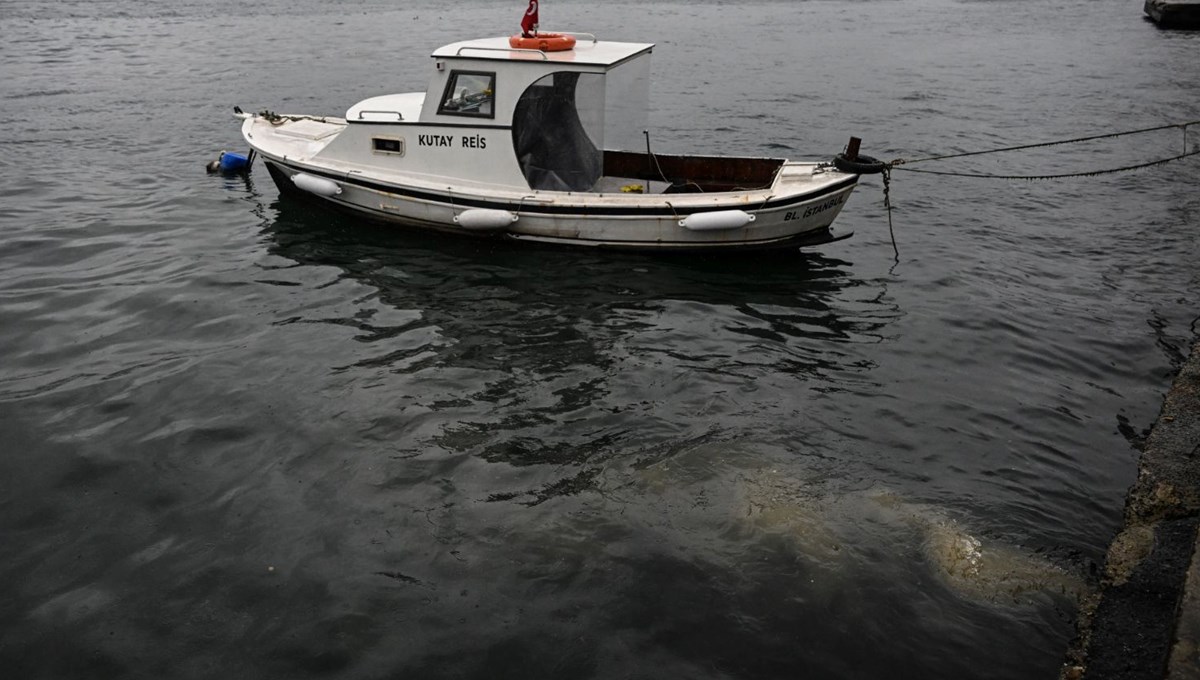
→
(356, 110, 404, 121)
(456, 46, 548, 60)
(455, 32, 598, 59)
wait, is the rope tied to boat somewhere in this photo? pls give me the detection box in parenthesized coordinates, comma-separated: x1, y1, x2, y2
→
(845, 119, 1199, 263)
(885, 118, 1200, 180)
(882, 166, 898, 261)
(256, 109, 337, 127)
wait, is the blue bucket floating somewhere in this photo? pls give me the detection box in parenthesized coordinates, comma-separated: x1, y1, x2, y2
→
(219, 151, 251, 172)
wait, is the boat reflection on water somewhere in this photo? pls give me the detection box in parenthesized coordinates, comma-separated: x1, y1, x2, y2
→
(258, 192, 897, 378)
(251, 188, 905, 486)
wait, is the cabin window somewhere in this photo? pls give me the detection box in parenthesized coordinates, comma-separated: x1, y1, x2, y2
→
(372, 137, 404, 155)
(438, 71, 496, 118)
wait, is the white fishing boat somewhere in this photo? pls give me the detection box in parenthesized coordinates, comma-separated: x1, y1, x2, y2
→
(235, 25, 865, 252)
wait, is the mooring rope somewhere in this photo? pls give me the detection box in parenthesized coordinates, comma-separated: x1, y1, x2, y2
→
(893, 119, 1200, 165)
(881, 167, 898, 261)
(893, 150, 1200, 180)
(887, 119, 1200, 180)
(865, 119, 1199, 262)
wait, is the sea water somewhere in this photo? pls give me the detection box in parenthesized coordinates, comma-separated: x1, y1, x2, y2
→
(1, 1, 1197, 677)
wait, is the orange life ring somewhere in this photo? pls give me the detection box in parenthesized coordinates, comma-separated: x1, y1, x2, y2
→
(508, 33, 576, 52)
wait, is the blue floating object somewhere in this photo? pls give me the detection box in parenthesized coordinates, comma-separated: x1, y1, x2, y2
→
(219, 151, 250, 172)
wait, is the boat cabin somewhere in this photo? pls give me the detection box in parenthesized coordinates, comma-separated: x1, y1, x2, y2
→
(311, 36, 784, 194)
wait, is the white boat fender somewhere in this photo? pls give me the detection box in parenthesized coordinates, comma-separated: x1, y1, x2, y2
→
(292, 173, 342, 197)
(679, 210, 756, 231)
(454, 208, 519, 231)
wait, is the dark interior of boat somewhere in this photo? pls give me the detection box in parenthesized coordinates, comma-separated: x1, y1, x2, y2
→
(512, 73, 603, 192)
(602, 150, 784, 193)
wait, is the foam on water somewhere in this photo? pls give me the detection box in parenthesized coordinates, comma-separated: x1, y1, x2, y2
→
(640, 450, 1091, 609)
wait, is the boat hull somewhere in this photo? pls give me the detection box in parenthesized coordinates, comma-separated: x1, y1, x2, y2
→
(260, 157, 857, 253)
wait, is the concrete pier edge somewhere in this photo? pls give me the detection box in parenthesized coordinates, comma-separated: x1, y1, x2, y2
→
(1144, 0, 1200, 29)
(1064, 339, 1200, 679)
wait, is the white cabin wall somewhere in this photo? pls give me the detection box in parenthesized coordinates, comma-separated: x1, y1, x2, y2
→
(314, 122, 530, 189)
(310, 51, 624, 191)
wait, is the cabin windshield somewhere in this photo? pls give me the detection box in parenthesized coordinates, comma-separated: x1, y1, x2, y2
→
(438, 70, 495, 118)
(511, 55, 650, 191)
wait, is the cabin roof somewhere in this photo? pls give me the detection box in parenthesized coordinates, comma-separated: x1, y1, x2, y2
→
(432, 36, 654, 68)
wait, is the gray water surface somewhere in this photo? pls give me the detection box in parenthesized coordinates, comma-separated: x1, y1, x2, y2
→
(2, 1, 1198, 678)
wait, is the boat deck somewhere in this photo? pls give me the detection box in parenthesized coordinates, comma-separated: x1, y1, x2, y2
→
(243, 114, 849, 208)
(243, 115, 346, 159)
(590, 177, 672, 194)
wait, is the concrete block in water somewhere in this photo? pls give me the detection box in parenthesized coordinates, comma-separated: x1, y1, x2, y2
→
(1145, 0, 1200, 29)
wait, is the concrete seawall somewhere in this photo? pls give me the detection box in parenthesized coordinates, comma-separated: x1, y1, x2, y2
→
(1064, 340, 1200, 679)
